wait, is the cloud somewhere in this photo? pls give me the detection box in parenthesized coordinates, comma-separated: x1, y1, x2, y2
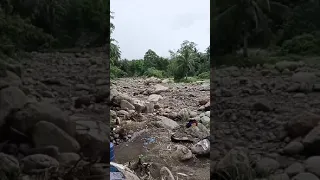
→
(111, 0, 210, 59)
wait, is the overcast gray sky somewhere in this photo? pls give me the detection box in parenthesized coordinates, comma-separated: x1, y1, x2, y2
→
(110, 0, 210, 60)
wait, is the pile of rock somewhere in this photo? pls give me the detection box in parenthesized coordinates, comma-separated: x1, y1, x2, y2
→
(0, 61, 109, 179)
(211, 60, 320, 180)
(109, 78, 210, 144)
(109, 77, 211, 167)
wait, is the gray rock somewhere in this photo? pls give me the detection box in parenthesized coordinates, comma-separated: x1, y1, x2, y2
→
(75, 120, 109, 160)
(152, 84, 169, 94)
(285, 162, 304, 177)
(143, 102, 154, 113)
(32, 121, 80, 152)
(286, 112, 320, 138)
(2, 70, 22, 87)
(24, 146, 60, 158)
(10, 102, 75, 136)
(283, 141, 304, 155)
(154, 116, 179, 129)
(0, 86, 28, 127)
(148, 94, 163, 102)
(120, 99, 135, 110)
(292, 72, 317, 83)
(255, 158, 280, 175)
(178, 108, 190, 121)
(305, 156, 320, 177)
(303, 125, 320, 155)
(292, 173, 319, 180)
(200, 116, 210, 127)
(269, 173, 290, 180)
(21, 154, 59, 174)
(173, 145, 193, 161)
(57, 152, 80, 165)
(132, 99, 145, 113)
(275, 61, 301, 71)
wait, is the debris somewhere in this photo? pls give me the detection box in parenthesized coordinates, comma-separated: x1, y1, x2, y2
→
(186, 119, 198, 128)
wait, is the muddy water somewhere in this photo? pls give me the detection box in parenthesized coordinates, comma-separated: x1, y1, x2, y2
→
(114, 131, 156, 164)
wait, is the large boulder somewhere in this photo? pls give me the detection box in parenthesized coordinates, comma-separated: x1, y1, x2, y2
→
(32, 121, 80, 152)
(0, 86, 28, 127)
(302, 126, 320, 155)
(286, 112, 320, 138)
(1, 70, 22, 87)
(9, 102, 75, 136)
(74, 119, 109, 161)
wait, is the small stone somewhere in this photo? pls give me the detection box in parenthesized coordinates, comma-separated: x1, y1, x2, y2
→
(173, 145, 193, 161)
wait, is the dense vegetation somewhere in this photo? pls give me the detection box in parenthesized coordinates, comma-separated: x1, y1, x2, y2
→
(110, 13, 210, 81)
(212, 0, 320, 66)
(0, 0, 108, 56)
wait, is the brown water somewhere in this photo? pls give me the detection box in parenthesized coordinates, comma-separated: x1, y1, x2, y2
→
(114, 131, 156, 164)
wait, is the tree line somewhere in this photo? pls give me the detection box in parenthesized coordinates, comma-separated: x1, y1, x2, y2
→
(110, 13, 210, 81)
(0, 0, 108, 56)
(212, 0, 320, 65)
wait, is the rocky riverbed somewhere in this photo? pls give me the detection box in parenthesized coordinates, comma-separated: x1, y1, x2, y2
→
(211, 61, 320, 180)
(0, 50, 211, 180)
(0, 50, 110, 180)
(110, 77, 211, 180)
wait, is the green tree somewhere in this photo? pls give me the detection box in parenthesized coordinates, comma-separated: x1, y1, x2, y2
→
(171, 40, 198, 80)
(143, 49, 159, 69)
(110, 12, 121, 66)
(213, 0, 289, 57)
(215, 0, 271, 57)
(132, 59, 145, 76)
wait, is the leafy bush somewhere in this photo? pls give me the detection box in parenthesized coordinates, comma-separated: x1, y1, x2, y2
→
(0, 0, 108, 55)
(144, 67, 164, 78)
(281, 33, 320, 55)
(0, 7, 54, 55)
(281, 3, 320, 43)
(110, 65, 126, 79)
(197, 71, 210, 79)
